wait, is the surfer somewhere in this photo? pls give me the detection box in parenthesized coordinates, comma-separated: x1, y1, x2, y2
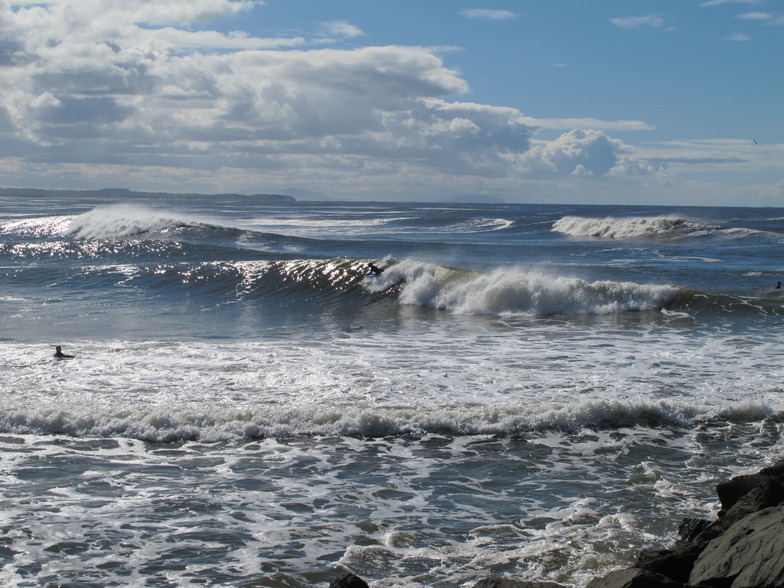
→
(776, 281, 781, 290)
(367, 263, 384, 276)
(54, 345, 75, 359)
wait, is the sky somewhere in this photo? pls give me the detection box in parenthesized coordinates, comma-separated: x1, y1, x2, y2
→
(0, 0, 782, 206)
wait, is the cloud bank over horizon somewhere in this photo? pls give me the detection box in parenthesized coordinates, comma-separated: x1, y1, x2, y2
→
(0, 0, 780, 205)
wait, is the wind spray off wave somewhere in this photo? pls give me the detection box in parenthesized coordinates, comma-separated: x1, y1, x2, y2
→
(65, 204, 216, 239)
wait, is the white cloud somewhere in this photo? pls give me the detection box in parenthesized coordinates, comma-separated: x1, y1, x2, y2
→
(724, 32, 751, 41)
(520, 117, 654, 132)
(519, 130, 659, 178)
(736, 11, 784, 25)
(737, 11, 772, 20)
(700, 0, 761, 6)
(0, 0, 546, 184)
(461, 9, 517, 21)
(610, 15, 665, 29)
(321, 20, 366, 39)
(0, 0, 711, 203)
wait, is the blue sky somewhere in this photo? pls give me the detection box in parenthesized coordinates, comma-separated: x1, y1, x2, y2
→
(0, 0, 782, 205)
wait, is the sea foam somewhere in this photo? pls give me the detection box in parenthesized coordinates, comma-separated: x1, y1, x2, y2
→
(552, 216, 707, 239)
(367, 261, 678, 316)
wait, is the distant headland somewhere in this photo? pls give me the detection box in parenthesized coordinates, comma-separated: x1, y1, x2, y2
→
(0, 187, 297, 205)
(0, 187, 509, 205)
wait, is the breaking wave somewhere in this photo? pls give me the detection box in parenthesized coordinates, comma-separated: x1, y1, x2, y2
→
(552, 216, 714, 239)
(364, 260, 679, 316)
(0, 395, 778, 442)
(0, 204, 219, 240)
(65, 204, 217, 239)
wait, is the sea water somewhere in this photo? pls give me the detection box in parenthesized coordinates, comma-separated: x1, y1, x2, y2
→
(2, 193, 784, 587)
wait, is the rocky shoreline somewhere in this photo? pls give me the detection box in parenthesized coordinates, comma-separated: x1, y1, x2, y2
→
(329, 459, 784, 588)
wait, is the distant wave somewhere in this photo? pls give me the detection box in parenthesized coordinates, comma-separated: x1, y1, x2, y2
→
(0, 205, 213, 240)
(552, 216, 714, 239)
(444, 217, 515, 233)
(65, 204, 216, 239)
(364, 260, 678, 316)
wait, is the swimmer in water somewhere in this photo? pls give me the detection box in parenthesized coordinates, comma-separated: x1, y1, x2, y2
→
(54, 345, 75, 359)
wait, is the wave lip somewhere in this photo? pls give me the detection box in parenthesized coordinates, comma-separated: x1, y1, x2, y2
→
(65, 204, 218, 240)
(552, 216, 711, 239)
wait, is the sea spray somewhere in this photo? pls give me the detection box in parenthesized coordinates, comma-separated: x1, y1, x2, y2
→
(65, 203, 214, 239)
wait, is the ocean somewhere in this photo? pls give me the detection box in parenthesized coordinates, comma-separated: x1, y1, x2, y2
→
(1, 193, 783, 587)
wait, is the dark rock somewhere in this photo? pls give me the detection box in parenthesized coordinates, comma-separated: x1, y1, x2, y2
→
(329, 570, 369, 588)
(635, 548, 674, 567)
(472, 578, 567, 588)
(716, 460, 784, 517)
(677, 517, 710, 545)
(690, 504, 784, 588)
(585, 567, 690, 588)
(635, 543, 704, 584)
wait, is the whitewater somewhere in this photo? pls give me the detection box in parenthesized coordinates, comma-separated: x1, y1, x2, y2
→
(2, 193, 784, 587)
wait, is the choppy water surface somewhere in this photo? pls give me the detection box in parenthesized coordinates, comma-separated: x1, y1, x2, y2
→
(2, 194, 784, 586)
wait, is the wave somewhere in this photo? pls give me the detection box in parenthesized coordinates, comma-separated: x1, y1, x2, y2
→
(0, 204, 225, 240)
(364, 261, 679, 316)
(114, 257, 681, 318)
(79, 258, 378, 305)
(0, 397, 778, 442)
(551, 216, 716, 239)
(65, 204, 218, 239)
(0, 214, 77, 238)
(4, 250, 682, 317)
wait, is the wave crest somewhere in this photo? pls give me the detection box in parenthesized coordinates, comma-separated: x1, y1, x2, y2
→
(552, 216, 709, 239)
(366, 261, 678, 316)
(1, 398, 776, 442)
(66, 204, 213, 239)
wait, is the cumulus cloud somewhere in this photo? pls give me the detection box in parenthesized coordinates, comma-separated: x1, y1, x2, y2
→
(519, 129, 660, 177)
(0, 0, 659, 197)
